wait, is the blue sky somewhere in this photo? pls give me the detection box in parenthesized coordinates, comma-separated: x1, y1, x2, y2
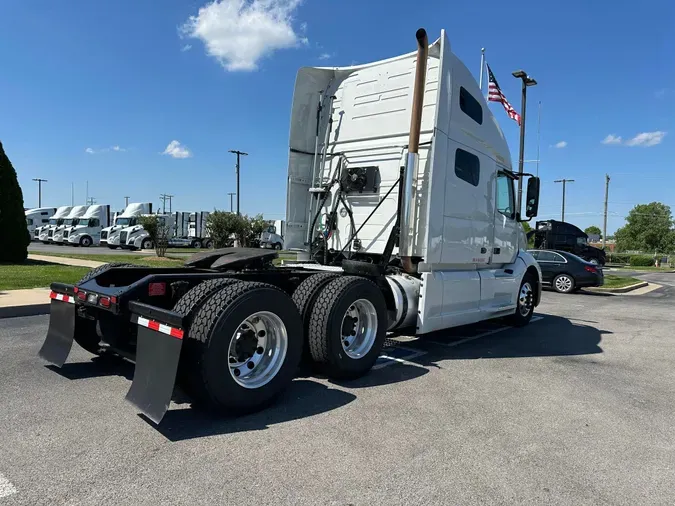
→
(2, 0, 673, 234)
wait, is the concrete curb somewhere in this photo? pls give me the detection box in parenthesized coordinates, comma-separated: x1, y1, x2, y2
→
(0, 304, 50, 319)
(586, 281, 649, 294)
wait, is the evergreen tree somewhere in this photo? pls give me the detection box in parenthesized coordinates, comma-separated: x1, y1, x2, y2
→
(0, 141, 30, 263)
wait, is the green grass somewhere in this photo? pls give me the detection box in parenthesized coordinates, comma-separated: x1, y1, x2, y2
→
(601, 275, 642, 289)
(621, 266, 674, 272)
(0, 261, 91, 290)
(34, 252, 185, 267)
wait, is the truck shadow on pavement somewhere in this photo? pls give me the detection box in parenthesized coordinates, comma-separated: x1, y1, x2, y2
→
(47, 314, 608, 441)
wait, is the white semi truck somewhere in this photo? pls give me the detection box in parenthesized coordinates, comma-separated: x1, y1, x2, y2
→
(119, 213, 174, 250)
(40, 28, 542, 424)
(101, 202, 153, 249)
(64, 205, 111, 247)
(259, 219, 285, 250)
(26, 207, 56, 239)
(168, 211, 214, 249)
(37, 206, 74, 243)
(50, 205, 89, 244)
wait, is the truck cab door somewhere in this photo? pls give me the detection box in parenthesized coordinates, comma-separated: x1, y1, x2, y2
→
(479, 169, 520, 311)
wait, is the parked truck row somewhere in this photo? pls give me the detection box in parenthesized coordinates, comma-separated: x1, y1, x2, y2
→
(39, 27, 543, 424)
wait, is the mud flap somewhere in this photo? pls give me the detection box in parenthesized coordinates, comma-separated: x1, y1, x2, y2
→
(38, 295, 77, 367)
(125, 307, 185, 425)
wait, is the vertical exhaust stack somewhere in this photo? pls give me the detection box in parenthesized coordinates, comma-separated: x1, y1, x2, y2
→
(400, 28, 429, 273)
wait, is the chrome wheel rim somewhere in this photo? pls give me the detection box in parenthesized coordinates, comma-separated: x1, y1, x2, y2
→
(555, 276, 573, 292)
(340, 299, 378, 359)
(228, 311, 288, 389)
(518, 282, 534, 316)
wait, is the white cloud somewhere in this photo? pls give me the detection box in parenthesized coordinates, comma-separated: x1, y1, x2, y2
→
(625, 131, 666, 147)
(318, 52, 332, 60)
(162, 140, 192, 159)
(553, 141, 567, 148)
(601, 134, 622, 145)
(180, 0, 308, 72)
(85, 145, 127, 154)
(181, 44, 193, 52)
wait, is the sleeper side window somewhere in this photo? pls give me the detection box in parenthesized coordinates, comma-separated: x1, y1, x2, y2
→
(455, 148, 480, 187)
(459, 87, 483, 125)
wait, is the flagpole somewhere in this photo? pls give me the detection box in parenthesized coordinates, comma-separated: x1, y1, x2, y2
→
(479, 48, 485, 95)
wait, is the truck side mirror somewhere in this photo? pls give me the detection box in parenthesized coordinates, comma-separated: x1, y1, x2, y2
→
(525, 177, 540, 218)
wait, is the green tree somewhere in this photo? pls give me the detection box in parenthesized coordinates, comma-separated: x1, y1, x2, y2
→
(0, 141, 30, 263)
(138, 214, 172, 257)
(584, 225, 602, 238)
(246, 214, 268, 247)
(207, 211, 247, 248)
(615, 202, 675, 253)
(521, 221, 535, 248)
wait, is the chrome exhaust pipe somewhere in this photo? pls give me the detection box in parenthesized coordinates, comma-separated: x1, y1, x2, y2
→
(400, 28, 428, 273)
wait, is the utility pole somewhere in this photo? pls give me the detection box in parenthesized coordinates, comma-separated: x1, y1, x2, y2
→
(227, 192, 236, 213)
(86, 180, 89, 205)
(124, 196, 130, 207)
(512, 70, 537, 215)
(603, 174, 610, 249)
(554, 179, 575, 222)
(229, 150, 248, 215)
(159, 194, 173, 214)
(86, 197, 96, 205)
(71, 182, 74, 206)
(32, 178, 48, 207)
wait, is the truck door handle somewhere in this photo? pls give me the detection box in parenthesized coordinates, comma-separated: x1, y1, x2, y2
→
(493, 247, 500, 254)
(480, 247, 487, 254)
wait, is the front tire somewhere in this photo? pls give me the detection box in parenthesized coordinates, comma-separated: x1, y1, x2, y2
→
(505, 273, 535, 327)
(185, 282, 303, 414)
(553, 273, 575, 294)
(307, 276, 387, 380)
(141, 238, 153, 250)
(79, 236, 92, 247)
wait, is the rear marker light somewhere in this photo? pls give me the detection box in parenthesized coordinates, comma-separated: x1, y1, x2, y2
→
(148, 282, 167, 296)
(73, 287, 79, 294)
(77, 291, 87, 301)
(110, 296, 117, 304)
(99, 297, 111, 308)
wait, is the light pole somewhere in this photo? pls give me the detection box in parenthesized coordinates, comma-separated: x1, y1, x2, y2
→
(124, 196, 130, 207)
(227, 192, 236, 213)
(229, 150, 248, 215)
(32, 178, 47, 207)
(554, 179, 574, 222)
(512, 69, 537, 216)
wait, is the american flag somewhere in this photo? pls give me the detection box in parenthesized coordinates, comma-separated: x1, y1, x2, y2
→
(487, 64, 521, 126)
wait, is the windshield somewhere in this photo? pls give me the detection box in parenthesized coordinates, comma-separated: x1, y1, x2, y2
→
(26, 218, 33, 225)
(49, 218, 58, 225)
(266, 225, 276, 234)
(115, 217, 135, 226)
(576, 237, 587, 245)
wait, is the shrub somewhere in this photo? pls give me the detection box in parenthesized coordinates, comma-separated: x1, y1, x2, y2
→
(607, 253, 631, 264)
(0, 141, 30, 263)
(629, 255, 655, 267)
(138, 215, 172, 257)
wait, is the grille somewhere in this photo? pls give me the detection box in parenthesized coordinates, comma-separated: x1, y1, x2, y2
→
(101, 231, 108, 240)
(63, 231, 69, 239)
(48, 229, 53, 237)
(120, 231, 128, 244)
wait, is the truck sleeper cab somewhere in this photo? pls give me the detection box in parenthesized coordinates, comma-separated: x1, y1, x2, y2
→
(38, 28, 542, 425)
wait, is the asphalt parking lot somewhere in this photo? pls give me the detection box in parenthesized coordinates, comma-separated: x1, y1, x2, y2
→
(1, 272, 674, 505)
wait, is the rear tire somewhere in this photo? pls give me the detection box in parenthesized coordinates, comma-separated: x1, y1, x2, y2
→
(292, 273, 340, 366)
(307, 276, 387, 380)
(107, 245, 118, 250)
(553, 273, 575, 294)
(185, 281, 303, 414)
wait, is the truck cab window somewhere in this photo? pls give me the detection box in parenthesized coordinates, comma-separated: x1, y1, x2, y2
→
(496, 172, 515, 219)
(89, 218, 100, 227)
(26, 218, 33, 225)
(455, 148, 480, 187)
(459, 86, 483, 125)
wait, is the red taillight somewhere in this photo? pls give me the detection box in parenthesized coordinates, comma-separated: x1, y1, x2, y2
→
(110, 296, 117, 304)
(73, 286, 79, 294)
(98, 297, 111, 308)
(585, 265, 597, 273)
(77, 291, 86, 300)
(148, 282, 166, 296)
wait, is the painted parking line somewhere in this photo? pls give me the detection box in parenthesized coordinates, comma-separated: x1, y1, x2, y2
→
(426, 315, 544, 348)
(374, 345, 428, 370)
(0, 472, 17, 499)
(374, 315, 544, 369)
